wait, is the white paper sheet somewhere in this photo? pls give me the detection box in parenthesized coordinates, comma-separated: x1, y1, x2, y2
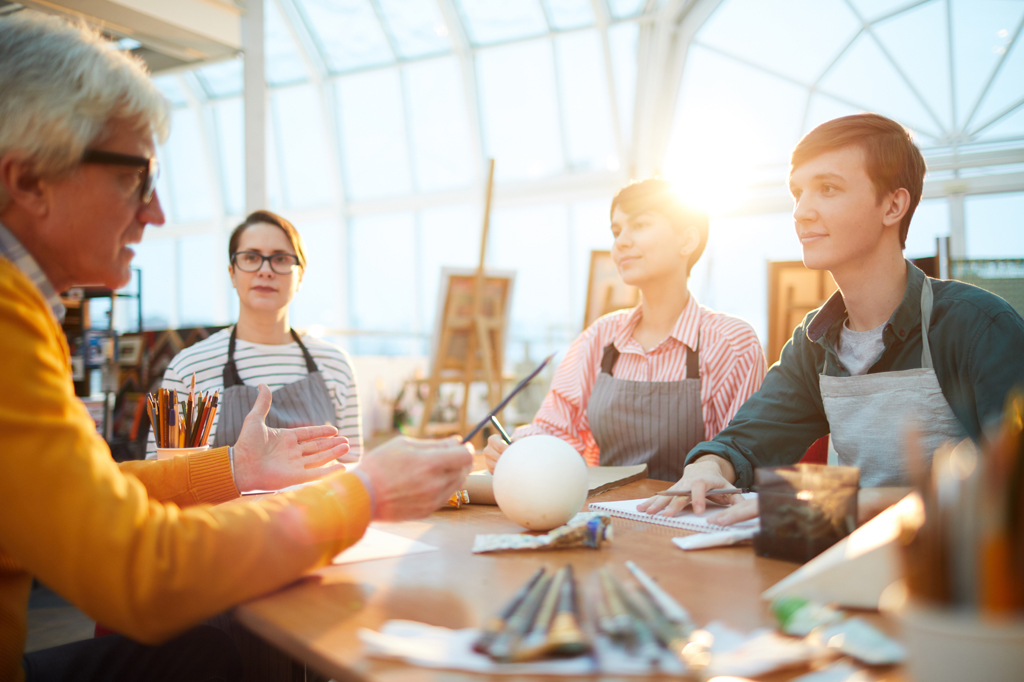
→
(332, 527, 438, 565)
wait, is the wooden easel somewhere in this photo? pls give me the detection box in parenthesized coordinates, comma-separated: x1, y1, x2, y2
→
(419, 160, 506, 437)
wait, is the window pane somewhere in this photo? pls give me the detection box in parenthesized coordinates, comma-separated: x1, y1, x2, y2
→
(968, 16, 1024, 134)
(165, 109, 216, 222)
(457, 0, 547, 45)
(488, 204, 573, 343)
(272, 84, 335, 208)
(476, 40, 564, 181)
(195, 58, 243, 98)
(350, 212, 417, 331)
(404, 57, 475, 192)
(695, 212, 800, 346)
(570, 198, 614, 326)
(555, 30, 617, 172)
(951, 0, 1024, 131)
(419, 204, 480, 332)
(266, 0, 309, 85)
(542, 0, 594, 30)
(608, 22, 638, 149)
(336, 69, 412, 199)
(376, 0, 450, 58)
(664, 45, 807, 212)
(178, 232, 228, 327)
(904, 197, 950, 259)
(298, 0, 395, 72)
(153, 75, 188, 107)
(697, 0, 859, 85)
(133, 238, 177, 330)
(607, 0, 644, 19)
(818, 32, 942, 141)
(210, 98, 244, 216)
(975, 104, 1024, 142)
(873, 1, 953, 134)
(849, 0, 916, 22)
(965, 191, 1024, 258)
(290, 220, 344, 328)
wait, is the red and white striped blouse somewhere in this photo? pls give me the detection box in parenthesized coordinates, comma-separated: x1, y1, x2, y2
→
(513, 295, 767, 466)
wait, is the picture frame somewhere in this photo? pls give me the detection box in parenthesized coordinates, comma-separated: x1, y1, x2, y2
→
(582, 250, 641, 331)
(117, 335, 144, 367)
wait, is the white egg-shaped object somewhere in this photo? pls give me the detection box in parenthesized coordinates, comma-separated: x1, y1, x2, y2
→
(492, 435, 588, 531)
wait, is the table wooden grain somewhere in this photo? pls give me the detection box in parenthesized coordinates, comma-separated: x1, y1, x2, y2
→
(233, 478, 905, 681)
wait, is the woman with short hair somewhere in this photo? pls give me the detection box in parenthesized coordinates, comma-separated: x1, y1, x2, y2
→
(484, 179, 766, 483)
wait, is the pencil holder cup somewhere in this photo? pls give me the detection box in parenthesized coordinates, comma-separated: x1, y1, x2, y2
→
(753, 463, 859, 563)
(156, 445, 210, 460)
(897, 601, 1024, 682)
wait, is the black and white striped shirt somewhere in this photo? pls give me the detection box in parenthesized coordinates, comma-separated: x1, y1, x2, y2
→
(145, 327, 361, 459)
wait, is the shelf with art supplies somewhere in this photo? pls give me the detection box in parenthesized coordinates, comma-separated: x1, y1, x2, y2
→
(147, 374, 219, 459)
(60, 268, 143, 444)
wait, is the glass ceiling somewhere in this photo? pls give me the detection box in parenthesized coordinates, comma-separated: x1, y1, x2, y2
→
(141, 0, 1024, 355)
(664, 0, 1024, 209)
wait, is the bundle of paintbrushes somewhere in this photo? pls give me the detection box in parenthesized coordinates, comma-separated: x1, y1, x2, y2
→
(899, 390, 1024, 614)
(148, 374, 219, 449)
(592, 561, 697, 671)
(472, 565, 591, 663)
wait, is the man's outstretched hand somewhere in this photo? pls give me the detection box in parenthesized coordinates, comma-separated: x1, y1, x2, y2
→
(355, 435, 474, 521)
(232, 385, 354, 492)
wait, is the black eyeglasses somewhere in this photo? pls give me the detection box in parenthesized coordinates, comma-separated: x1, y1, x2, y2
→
(80, 150, 159, 203)
(231, 251, 301, 275)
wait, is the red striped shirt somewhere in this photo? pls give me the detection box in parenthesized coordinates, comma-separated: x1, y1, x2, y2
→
(513, 295, 767, 466)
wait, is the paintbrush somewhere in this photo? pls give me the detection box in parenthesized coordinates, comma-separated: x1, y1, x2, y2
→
(472, 567, 545, 654)
(547, 565, 590, 656)
(513, 566, 567, 661)
(487, 572, 552, 661)
(462, 353, 556, 443)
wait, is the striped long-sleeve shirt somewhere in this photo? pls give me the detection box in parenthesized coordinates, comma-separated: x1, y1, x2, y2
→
(514, 295, 767, 466)
(145, 327, 361, 459)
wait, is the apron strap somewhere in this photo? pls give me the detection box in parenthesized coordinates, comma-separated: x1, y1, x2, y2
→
(290, 329, 320, 374)
(222, 326, 320, 388)
(687, 333, 700, 380)
(919, 278, 935, 370)
(600, 344, 620, 375)
(222, 325, 244, 388)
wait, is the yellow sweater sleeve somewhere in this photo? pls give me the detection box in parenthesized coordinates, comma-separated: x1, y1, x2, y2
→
(119, 448, 239, 507)
(0, 261, 371, 644)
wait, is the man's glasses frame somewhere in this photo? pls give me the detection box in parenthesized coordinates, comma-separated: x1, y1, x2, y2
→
(80, 150, 159, 203)
(231, 251, 301, 275)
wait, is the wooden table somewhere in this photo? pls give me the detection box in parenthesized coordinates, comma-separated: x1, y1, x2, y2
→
(234, 478, 904, 681)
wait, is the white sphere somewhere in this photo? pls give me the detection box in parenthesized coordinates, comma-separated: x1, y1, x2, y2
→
(492, 435, 589, 531)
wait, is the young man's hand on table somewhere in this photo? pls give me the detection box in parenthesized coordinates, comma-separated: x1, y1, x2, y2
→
(636, 454, 741, 517)
(233, 385, 354, 492)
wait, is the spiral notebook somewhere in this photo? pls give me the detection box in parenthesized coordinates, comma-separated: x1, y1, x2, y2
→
(588, 493, 759, 534)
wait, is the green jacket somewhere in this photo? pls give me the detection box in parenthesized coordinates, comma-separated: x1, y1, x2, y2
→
(685, 261, 1024, 488)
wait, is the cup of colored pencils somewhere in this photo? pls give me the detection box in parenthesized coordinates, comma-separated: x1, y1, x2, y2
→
(149, 374, 219, 460)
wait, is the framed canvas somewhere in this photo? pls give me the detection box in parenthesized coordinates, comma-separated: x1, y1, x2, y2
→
(117, 335, 144, 366)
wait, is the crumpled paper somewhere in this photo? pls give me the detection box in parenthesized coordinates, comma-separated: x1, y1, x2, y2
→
(472, 512, 612, 553)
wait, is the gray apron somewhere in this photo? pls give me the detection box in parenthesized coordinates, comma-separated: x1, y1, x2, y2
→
(587, 341, 704, 482)
(821, 279, 965, 487)
(212, 326, 336, 447)
(208, 326, 337, 682)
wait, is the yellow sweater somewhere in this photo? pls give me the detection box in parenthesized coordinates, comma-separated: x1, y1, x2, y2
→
(0, 258, 371, 681)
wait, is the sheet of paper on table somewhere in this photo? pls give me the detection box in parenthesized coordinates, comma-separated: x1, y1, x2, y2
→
(332, 527, 438, 565)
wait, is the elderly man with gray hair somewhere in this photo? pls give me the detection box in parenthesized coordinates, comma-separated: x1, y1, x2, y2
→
(0, 14, 473, 682)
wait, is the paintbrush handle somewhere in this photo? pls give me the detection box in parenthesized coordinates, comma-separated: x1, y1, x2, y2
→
(473, 567, 545, 653)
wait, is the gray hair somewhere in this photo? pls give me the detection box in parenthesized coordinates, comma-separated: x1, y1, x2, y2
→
(0, 13, 170, 211)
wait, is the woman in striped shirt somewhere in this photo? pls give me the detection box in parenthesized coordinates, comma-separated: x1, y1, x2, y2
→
(146, 210, 361, 461)
(484, 180, 766, 482)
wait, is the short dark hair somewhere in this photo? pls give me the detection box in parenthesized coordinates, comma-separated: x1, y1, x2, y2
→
(228, 210, 307, 270)
(790, 113, 926, 249)
(610, 179, 709, 276)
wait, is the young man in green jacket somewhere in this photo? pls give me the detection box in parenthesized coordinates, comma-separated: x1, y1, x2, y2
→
(642, 113, 1024, 523)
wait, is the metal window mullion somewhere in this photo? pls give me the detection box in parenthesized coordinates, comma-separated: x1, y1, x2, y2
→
(435, 0, 487, 183)
(550, 35, 573, 173)
(968, 97, 1024, 139)
(276, 0, 329, 80)
(367, 0, 403, 61)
